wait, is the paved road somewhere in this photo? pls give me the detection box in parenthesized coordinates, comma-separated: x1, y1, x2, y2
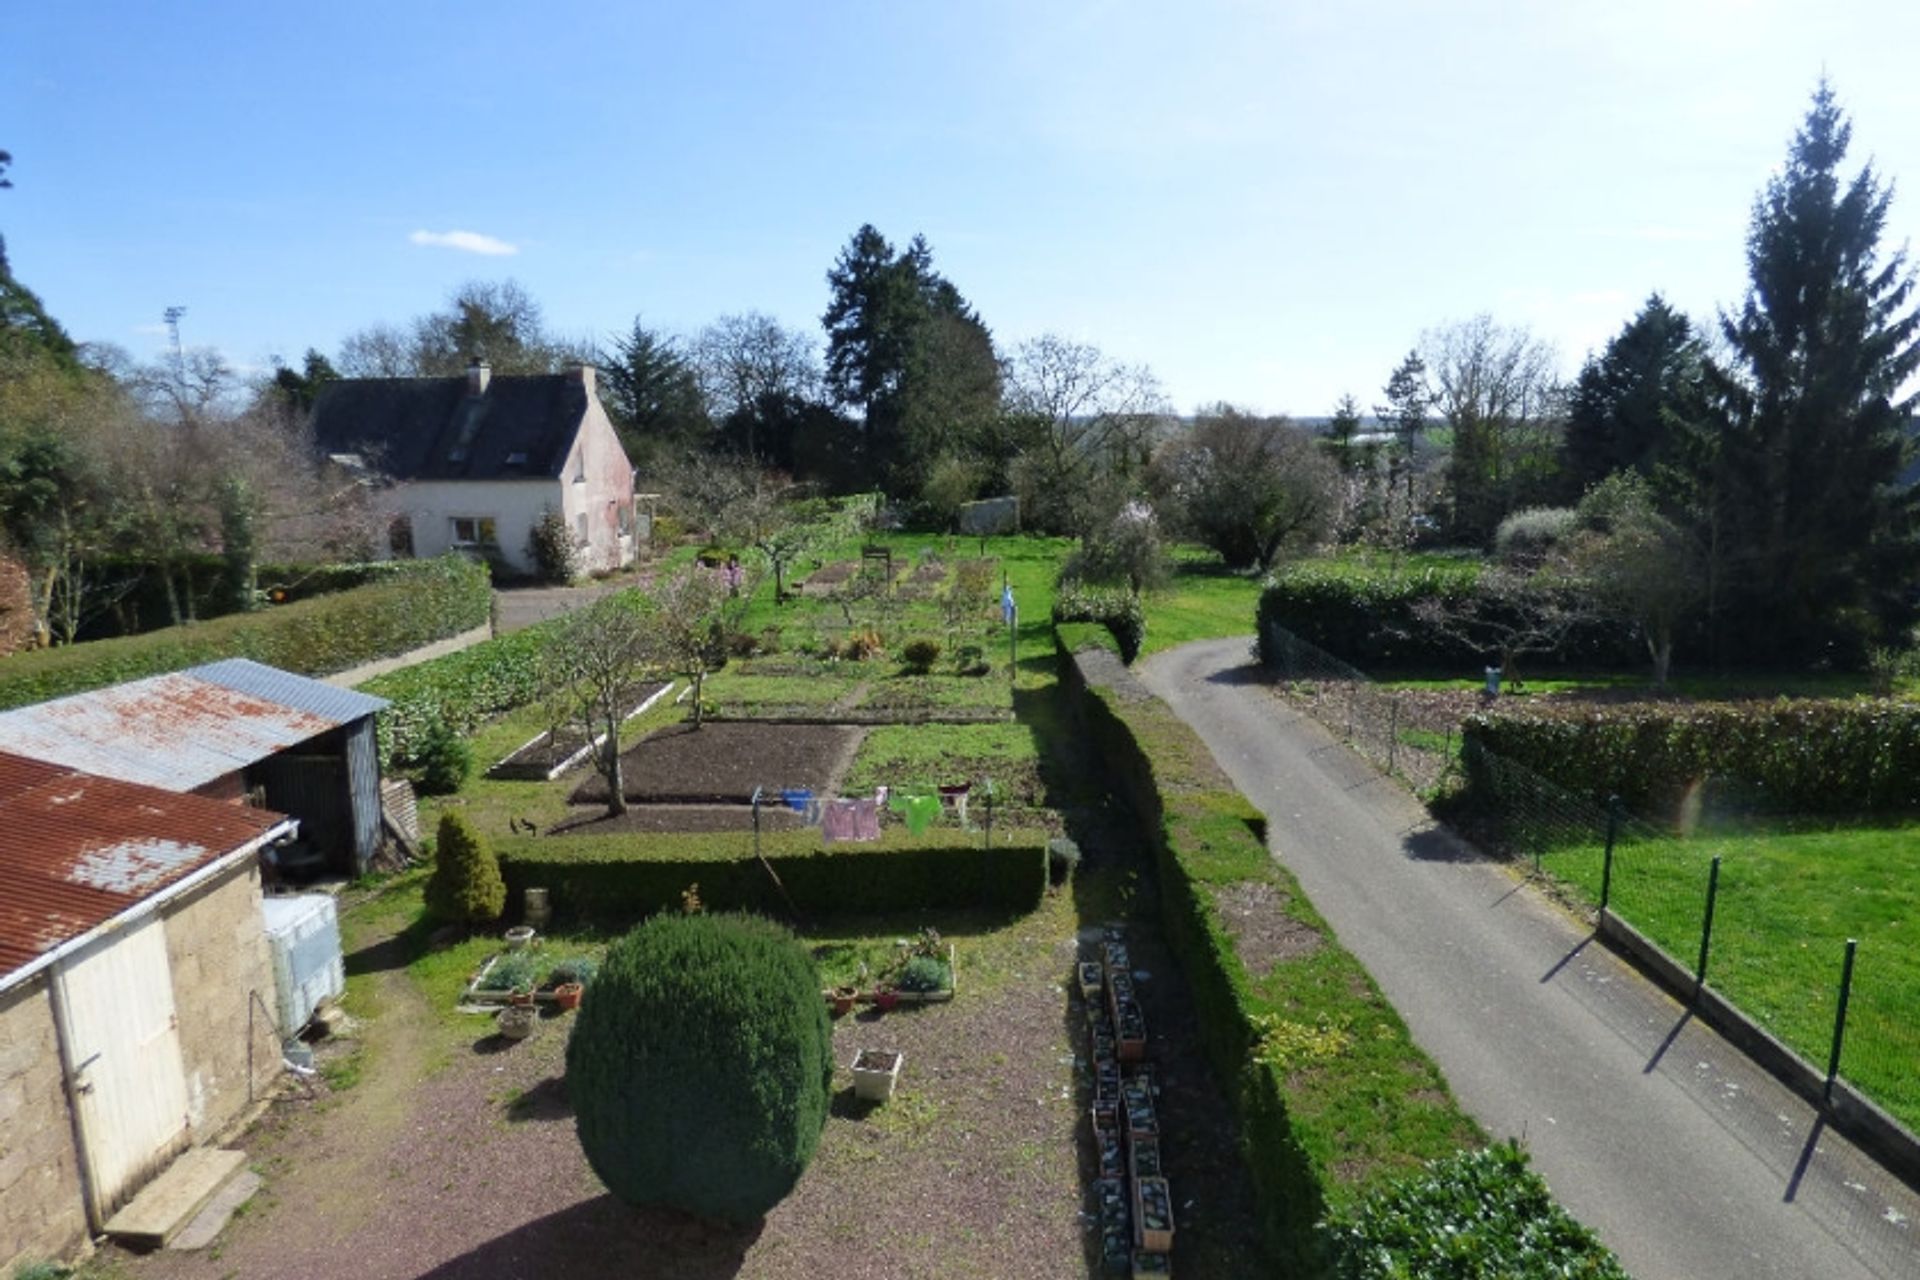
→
(1138, 637, 1920, 1280)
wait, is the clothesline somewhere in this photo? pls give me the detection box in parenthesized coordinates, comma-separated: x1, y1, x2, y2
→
(748, 780, 1000, 844)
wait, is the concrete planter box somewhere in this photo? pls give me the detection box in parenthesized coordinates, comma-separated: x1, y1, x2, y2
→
(851, 1048, 904, 1102)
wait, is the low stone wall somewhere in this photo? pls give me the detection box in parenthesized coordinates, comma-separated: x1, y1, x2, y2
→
(0, 980, 88, 1275)
(163, 862, 281, 1138)
(323, 622, 494, 689)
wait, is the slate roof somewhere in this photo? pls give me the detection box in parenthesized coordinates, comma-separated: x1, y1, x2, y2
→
(0, 751, 289, 981)
(308, 373, 590, 482)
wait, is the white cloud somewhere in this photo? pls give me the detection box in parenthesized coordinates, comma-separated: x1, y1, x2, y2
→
(408, 228, 518, 256)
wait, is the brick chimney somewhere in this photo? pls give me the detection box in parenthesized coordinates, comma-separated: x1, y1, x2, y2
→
(567, 361, 597, 397)
(466, 358, 490, 397)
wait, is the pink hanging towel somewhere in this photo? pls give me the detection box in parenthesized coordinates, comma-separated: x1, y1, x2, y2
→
(821, 800, 861, 843)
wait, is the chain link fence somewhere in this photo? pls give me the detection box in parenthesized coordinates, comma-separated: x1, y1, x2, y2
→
(1261, 618, 1920, 1142)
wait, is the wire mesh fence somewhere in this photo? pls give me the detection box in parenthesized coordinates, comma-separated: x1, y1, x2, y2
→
(1259, 617, 1920, 1140)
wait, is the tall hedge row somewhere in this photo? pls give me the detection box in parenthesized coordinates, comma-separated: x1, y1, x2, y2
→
(1058, 640, 1480, 1273)
(70, 555, 421, 641)
(1461, 699, 1920, 820)
(0, 556, 491, 712)
(495, 829, 1049, 923)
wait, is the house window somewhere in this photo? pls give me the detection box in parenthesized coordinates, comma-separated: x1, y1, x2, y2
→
(451, 516, 498, 548)
(388, 515, 415, 558)
(575, 513, 589, 545)
(616, 501, 633, 536)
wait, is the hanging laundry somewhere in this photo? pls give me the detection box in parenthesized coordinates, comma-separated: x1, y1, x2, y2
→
(782, 787, 813, 814)
(822, 798, 882, 843)
(939, 782, 971, 827)
(902, 794, 941, 836)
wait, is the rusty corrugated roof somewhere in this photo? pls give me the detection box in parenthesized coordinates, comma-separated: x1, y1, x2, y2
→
(0, 751, 286, 979)
(0, 672, 338, 791)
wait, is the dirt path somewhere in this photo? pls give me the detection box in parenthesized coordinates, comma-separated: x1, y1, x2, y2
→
(1138, 637, 1920, 1280)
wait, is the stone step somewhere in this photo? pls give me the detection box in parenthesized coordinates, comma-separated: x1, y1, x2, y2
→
(168, 1168, 263, 1251)
(103, 1147, 248, 1249)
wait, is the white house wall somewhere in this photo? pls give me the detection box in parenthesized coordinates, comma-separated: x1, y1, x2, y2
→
(378, 479, 565, 576)
(561, 395, 638, 574)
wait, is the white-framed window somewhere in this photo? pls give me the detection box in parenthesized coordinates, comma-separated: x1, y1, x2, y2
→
(450, 516, 498, 548)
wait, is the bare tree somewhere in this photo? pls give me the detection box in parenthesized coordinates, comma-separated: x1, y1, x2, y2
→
(540, 593, 657, 817)
(1421, 315, 1566, 543)
(1411, 562, 1596, 684)
(1003, 335, 1171, 533)
(1149, 406, 1340, 570)
(1570, 474, 1705, 686)
(645, 567, 729, 727)
(693, 313, 819, 420)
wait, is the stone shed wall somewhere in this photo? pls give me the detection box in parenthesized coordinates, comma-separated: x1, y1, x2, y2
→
(0, 979, 88, 1276)
(162, 861, 281, 1138)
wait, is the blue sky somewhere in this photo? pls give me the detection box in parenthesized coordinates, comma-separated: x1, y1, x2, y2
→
(7, 2, 1920, 414)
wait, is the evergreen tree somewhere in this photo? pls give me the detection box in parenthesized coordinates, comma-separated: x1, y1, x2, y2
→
(600, 317, 709, 463)
(1562, 295, 1707, 501)
(820, 225, 998, 494)
(1327, 393, 1364, 472)
(1374, 350, 1429, 453)
(1707, 81, 1920, 662)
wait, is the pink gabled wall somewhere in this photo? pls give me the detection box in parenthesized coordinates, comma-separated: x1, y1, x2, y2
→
(561, 367, 637, 574)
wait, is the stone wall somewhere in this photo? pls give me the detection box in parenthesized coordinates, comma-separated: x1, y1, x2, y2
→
(0, 980, 88, 1276)
(162, 861, 281, 1138)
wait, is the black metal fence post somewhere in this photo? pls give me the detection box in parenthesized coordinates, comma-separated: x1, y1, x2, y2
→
(1695, 855, 1722, 988)
(1825, 938, 1858, 1106)
(1599, 795, 1621, 913)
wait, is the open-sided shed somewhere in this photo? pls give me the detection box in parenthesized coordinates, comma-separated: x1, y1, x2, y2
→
(0, 659, 388, 876)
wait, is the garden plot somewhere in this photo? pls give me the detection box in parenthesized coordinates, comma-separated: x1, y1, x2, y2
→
(567, 721, 865, 805)
(486, 681, 671, 780)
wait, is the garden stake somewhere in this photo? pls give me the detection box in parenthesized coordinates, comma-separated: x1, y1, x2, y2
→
(1599, 796, 1621, 912)
(1387, 697, 1397, 775)
(1695, 855, 1722, 989)
(1825, 938, 1858, 1105)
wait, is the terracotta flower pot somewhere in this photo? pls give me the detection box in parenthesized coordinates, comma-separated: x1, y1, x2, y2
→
(871, 987, 900, 1012)
(553, 982, 584, 1011)
(828, 986, 858, 1017)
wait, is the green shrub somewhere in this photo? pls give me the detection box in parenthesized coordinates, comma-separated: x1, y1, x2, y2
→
(1322, 1142, 1627, 1279)
(496, 831, 1048, 924)
(901, 636, 942, 673)
(895, 954, 950, 992)
(1461, 699, 1920, 820)
(548, 954, 599, 987)
(1493, 507, 1577, 564)
(425, 811, 506, 925)
(413, 719, 474, 795)
(478, 952, 539, 992)
(0, 556, 491, 713)
(567, 912, 833, 1221)
(1053, 584, 1145, 663)
(359, 616, 562, 768)
(527, 508, 581, 584)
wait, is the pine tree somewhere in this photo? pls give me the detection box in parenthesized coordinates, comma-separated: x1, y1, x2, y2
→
(1707, 81, 1920, 663)
(425, 811, 505, 925)
(1562, 295, 1708, 501)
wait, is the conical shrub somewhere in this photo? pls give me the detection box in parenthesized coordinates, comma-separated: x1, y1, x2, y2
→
(567, 912, 833, 1221)
(424, 810, 505, 925)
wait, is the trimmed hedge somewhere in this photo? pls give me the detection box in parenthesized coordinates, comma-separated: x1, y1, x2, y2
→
(1052, 584, 1145, 663)
(358, 618, 561, 768)
(1257, 559, 1637, 672)
(1461, 698, 1920, 821)
(71, 555, 422, 640)
(1058, 638, 1483, 1274)
(0, 556, 490, 712)
(495, 828, 1050, 923)
(1257, 560, 1481, 669)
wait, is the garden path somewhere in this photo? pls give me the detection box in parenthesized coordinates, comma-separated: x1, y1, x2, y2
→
(1139, 636, 1920, 1280)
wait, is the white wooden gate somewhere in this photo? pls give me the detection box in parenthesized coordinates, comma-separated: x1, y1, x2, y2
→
(54, 915, 191, 1220)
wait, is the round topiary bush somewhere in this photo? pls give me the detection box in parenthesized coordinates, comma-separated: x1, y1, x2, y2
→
(567, 912, 834, 1222)
(424, 810, 505, 925)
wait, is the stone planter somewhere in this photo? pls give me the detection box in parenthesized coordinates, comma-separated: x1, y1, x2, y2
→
(1133, 1176, 1174, 1253)
(851, 1048, 903, 1102)
(504, 926, 536, 950)
(497, 1004, 537, 1041)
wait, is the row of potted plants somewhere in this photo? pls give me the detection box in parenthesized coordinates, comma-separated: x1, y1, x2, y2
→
(1083, 929, 1173, 1277)
(823, 929, 956, 1016)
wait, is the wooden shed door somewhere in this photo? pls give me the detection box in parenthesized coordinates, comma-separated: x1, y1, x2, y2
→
(55, 915, 191, 1220)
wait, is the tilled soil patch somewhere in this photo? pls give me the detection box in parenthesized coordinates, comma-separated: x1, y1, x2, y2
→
(553, 803, 807, 834)
(568, 722, 864, 805)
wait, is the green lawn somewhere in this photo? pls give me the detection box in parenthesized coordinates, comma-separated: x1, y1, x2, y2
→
(1538, 821, 1920, 1130)
(1137, 550, 1265, 657)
